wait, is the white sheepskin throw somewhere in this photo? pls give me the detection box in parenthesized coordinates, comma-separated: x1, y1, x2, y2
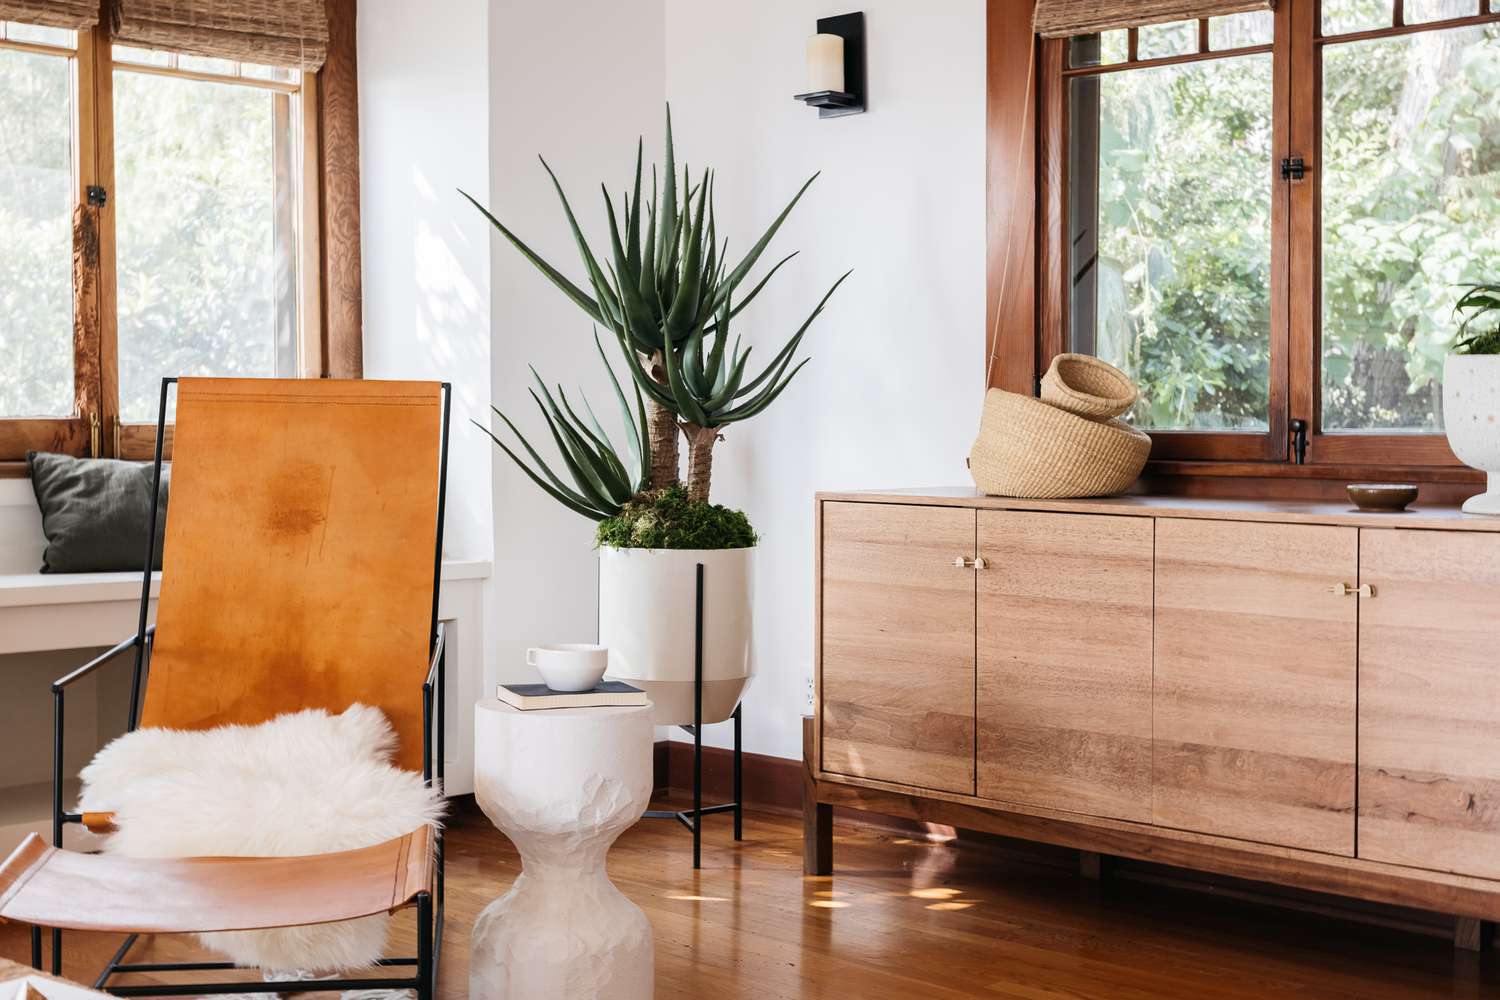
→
(77, 704, 445, 973)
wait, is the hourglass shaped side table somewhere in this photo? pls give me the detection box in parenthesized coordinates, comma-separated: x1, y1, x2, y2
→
(470, 699, 655, 1000)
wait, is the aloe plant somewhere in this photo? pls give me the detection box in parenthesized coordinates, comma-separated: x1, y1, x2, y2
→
(613, 268, 851, 499)
(471, 334, 650, 521)
(462, 106, 847, 502)
(1454, 281, 1500, 355)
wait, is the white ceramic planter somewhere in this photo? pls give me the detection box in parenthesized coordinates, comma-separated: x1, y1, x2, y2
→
(597, 545, 754, 726)
(1444, 354, 1500, 515)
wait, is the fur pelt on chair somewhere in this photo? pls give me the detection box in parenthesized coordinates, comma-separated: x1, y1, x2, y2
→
(77, 704, 445, 973)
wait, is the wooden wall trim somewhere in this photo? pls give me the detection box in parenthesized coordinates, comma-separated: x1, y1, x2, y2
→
(317, 0, 362, 379)
(985, 0, 1039, 395)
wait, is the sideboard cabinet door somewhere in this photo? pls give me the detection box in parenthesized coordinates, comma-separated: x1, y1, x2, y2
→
(976, 511, 1154, 822)
(1153, 518, 1358, 855)
(820, 501, 976, 794)
(1358, 529, 1500, 878)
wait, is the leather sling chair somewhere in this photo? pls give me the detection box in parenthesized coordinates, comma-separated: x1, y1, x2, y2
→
(0, 377, 451, 998)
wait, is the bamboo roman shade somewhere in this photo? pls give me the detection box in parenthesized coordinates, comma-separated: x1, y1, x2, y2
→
(1033, 0, 1275, 38)
(0, 0, 98, 29)
(107, 0, 328, 69)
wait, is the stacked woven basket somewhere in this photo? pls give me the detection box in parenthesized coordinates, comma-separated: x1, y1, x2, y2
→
(969, 354, 1151, 499)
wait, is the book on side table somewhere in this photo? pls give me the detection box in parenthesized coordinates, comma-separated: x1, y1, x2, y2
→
(496, 680, 649, 711)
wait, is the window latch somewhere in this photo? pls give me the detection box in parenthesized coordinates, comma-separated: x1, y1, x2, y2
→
(1280, 157, 1307, 182)
(1289, 418, 1308, 464)
(86, 185, 107, 207)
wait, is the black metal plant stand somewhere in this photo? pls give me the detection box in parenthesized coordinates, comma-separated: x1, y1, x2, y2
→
(641, 562, 743, 869)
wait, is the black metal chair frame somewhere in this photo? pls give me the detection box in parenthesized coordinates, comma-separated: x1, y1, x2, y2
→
(31, 377, 452, 998)
(639, 563, 744, 869)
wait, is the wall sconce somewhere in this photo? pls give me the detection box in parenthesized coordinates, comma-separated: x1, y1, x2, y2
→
(793, 12, 865, 118)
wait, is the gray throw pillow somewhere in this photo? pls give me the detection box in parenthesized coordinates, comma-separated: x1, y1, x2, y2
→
(27, 451, 169, 574)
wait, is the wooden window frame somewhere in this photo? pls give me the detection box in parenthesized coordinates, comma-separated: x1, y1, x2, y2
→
(0, 0, 360, 474)
(995, 0, 1500, 495)
(0, 26, 99, 464)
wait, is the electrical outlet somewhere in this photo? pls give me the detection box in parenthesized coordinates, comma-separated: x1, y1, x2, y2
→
(804, 673, 816, 713)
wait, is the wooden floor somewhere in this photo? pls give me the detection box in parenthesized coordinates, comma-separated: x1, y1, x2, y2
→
(5, 797, 1500, 998)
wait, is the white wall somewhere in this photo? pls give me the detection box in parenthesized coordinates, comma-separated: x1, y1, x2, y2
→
(663, 1, 987, 758)
(361, 1, 985, 760)
(487, 1, 667, 690)
(359, 0, 494, 567)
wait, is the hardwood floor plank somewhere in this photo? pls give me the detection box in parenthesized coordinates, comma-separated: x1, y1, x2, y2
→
(2, 799, 1497, 998)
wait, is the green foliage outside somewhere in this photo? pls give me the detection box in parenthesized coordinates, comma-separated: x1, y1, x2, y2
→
(595, 485, 757, 551)
(1090, 52, 1275, 430)
(1, 40, 290, 422)
(1083, 5, 1500, 432)
(112, 70, 287, 422)
(0, 44, 73, 417)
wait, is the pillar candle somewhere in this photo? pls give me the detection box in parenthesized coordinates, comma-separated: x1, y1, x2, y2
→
(806, 33, 844, 93)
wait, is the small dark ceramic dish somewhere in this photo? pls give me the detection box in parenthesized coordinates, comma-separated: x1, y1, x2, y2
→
(1347, 483, 1418, 512)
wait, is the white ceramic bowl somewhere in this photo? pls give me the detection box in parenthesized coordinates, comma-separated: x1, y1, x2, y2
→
(527, 643, 609, 692)
(1444, 354, 1500, 515)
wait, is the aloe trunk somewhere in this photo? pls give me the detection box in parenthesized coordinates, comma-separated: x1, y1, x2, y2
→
(683, 423, 719, 503)
(646, 353, 680, 488)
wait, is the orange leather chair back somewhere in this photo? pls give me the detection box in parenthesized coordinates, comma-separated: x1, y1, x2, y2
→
(139, 378, 444, 773)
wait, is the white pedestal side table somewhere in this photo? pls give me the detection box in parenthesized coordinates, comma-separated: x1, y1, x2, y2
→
(470, 699, 655, 1000)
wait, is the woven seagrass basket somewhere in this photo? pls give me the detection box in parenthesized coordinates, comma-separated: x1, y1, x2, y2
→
(1040, 353, 1139, 420)
(968, 388, 1151, 499)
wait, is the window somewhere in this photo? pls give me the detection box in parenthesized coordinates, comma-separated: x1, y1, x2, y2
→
(0, 8, 324, 465)
(1046, 0, 1500, 468)
(0, 21, 76, 421)
(1318, 9, 1500, 435)
(1068, 15, 1275, 437)
(111, 49, 305, 424)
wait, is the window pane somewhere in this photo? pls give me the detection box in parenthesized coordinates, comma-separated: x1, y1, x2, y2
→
(1138, 20, 1198, 59)
(111, 45, 171, 68)
(1322, 0, 1393, 35)
(1069, 31, 1128, 69)
(113, 70, 299, 422)
(1320, 24, 1500, 432)
(1405, 0, 1479, 24)
(241, 62, 297, 83)
(1068, 54, 1274, 431)
(3, 21, 75, 48)
(1209, 11, 1274, 49)
(0, 45, 74, 418)
(177, 54, 237, 77)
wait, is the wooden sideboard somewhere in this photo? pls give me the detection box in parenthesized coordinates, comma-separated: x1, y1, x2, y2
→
(805, 488, 1500, 931)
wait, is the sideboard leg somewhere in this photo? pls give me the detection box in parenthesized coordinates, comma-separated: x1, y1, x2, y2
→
(1079, 851, 1113, 881)
(1454, 917, 1492, 951)
(804, 796, 833, 877)
(802, 715, 832, 876)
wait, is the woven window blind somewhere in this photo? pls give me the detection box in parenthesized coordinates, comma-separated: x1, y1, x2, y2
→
(107, 0, 328, 69)
(1033, 0, 1275, 38)
(0, 0, 98, 30)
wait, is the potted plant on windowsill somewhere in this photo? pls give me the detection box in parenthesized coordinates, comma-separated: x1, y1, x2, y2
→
(465, 109, 848, 724)
(1445, 280, 1500, 514)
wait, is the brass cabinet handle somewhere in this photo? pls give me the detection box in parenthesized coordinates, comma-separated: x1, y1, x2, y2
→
(953, 556, 969, 568)
(1327, 583, 1374, 597)
(953, 556, 989, 570)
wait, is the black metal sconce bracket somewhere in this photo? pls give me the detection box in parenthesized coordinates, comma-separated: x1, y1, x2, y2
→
(793, 11, 866, 119)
